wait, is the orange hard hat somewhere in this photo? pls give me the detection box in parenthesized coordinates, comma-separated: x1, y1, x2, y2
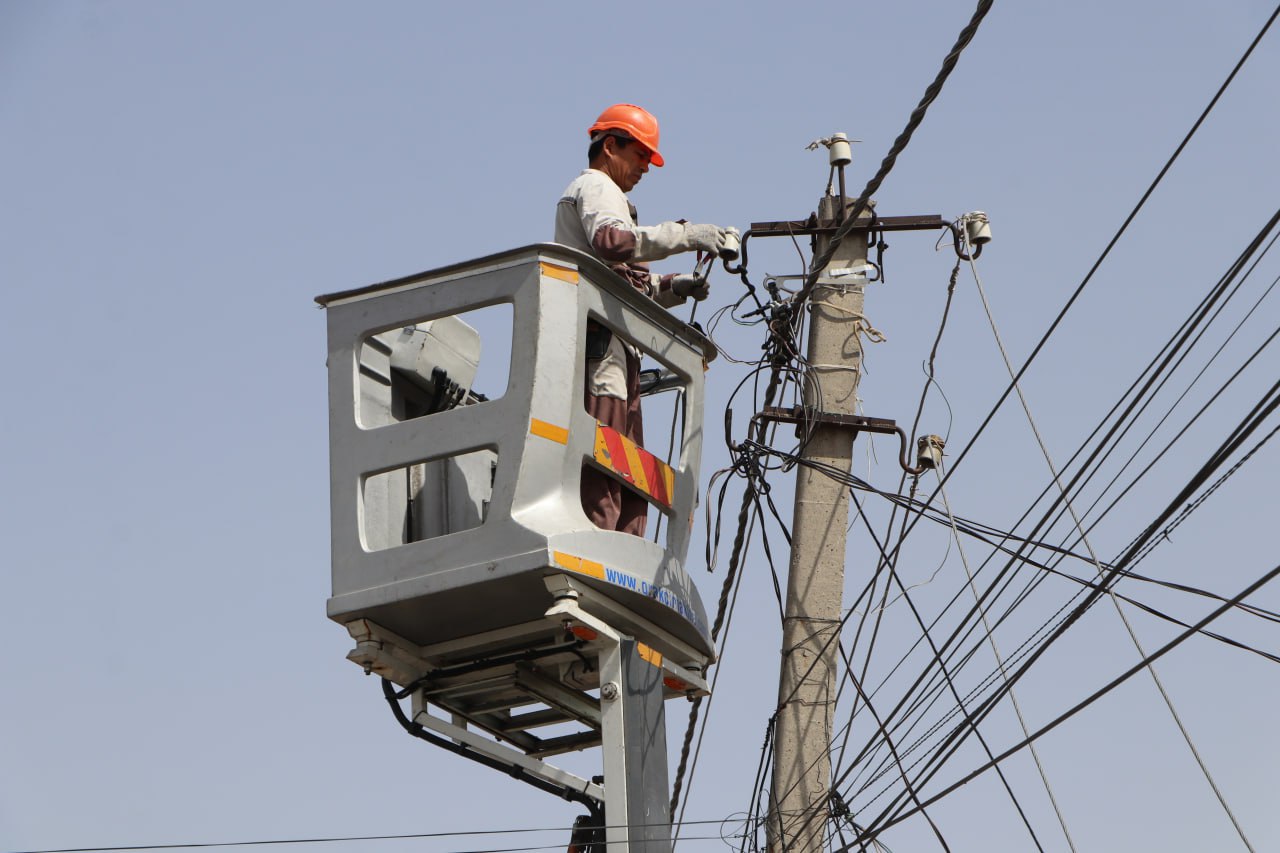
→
(588, 103, 664, 167)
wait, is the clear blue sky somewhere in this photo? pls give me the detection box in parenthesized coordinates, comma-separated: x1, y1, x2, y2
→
(3, 2, 1279, 851)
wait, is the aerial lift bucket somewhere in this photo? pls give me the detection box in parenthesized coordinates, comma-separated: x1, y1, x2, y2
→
(317, 244, 716, 852)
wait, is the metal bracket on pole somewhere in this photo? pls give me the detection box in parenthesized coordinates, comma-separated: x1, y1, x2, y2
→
(747, 213, 947, 238)
(757, 405, 931, 475)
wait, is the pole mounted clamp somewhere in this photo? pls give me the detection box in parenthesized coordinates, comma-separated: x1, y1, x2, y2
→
(757, 405, 935, 476)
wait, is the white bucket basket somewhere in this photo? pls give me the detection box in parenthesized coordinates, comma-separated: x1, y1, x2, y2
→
(318, 244, 716, 666)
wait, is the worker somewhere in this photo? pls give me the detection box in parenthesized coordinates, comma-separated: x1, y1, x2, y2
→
(555, 103, 730, 536)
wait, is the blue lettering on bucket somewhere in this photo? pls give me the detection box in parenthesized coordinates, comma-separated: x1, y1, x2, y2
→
(595, 564, 706, 635)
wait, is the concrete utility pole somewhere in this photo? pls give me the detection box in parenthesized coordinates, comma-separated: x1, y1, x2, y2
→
(768, 183, 870, 852)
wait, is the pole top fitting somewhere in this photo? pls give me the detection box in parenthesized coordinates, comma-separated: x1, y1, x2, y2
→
(806, 133, 859, 167)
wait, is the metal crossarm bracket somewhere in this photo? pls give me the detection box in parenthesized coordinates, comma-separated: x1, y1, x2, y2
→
(748, 213, 946, 237)
(759, 404, 899, 434)
(758, 406, 933, 476)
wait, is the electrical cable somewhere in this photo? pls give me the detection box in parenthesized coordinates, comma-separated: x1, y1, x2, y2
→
(962, 234, 1258, 851)
(829, 206, 1280, 809)
(671, 501, 756, 846)
(857, 373, 1280, 839)
(13, 819, 741, 853)
(723, 5, 1277, 842)
(853, 560, 1280, 846)
(725, 17, 1000, 808)
(934, 467, 1080, 852)
(824, 23, 1280, 758)
(793, 0, 995, 308)
(794, 492, 1047, 852)
(830, 257, 964, 785)
(892, 1, 1280, 580)
(833, 368, 1280, 829)
(1058, 240, 1280, 545)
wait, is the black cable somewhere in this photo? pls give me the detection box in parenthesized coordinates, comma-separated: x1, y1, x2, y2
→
(794, 0, 995, 307)
(734, 6, 1277, 840)
(739, 716, 777, 853)
(897, 0, 1280, 583)
(13, 820, 739, 853)
(832, 206, 1280, 798)
(834, 356, 1280, 819)
(819, 39, 1280, 763)
(857, 375, 1280, 837)
(854, 560, 1280, 845)
(812, 272, 1280, 847)
(1008, 240, 1280, 613)
(1126, 418, 1280, 570)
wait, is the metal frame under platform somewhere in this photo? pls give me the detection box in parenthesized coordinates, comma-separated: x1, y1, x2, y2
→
(354, 575, 709, 853)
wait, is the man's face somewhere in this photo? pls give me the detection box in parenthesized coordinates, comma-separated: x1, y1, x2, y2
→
(601, 136, 653, 192)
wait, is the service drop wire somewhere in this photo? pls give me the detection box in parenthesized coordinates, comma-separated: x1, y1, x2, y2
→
(852, 560, 1280, 846)
(962, 233, 1257, 851)
(857, 374, 1280, 840)
(833, 204, 1280, 813)
(834, 361, 1280, 829)
(888, 0, 1280, 597)
(857, 5, 1280, 726)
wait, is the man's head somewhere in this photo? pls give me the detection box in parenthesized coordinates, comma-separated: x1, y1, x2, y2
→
(587, 104, 663, 192)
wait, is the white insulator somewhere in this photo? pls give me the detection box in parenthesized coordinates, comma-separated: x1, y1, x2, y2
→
(964, 211, 992, 245)
(720, 226, 741, 261)
(916, 435, 945, 470)
(829, 132, 852, 167)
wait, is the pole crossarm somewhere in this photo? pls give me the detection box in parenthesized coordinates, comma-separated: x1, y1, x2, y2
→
(748, 214, 946, 238)
(758, 406, 935, 477)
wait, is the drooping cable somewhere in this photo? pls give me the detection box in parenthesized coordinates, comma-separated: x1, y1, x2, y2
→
(853, 561, 1280, 845)
(859, 373, 1280, 839)
(934, 466, 1079, 852)
(962, 236, 1258, 851)
(793, 0, 995, 308)
(903, 0, 1280, 553)
(831, 204, 1280, 818)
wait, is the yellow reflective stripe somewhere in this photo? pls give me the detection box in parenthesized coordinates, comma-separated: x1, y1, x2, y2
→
(530, 418, 569, 444)
(621, 437, 649, 494)
(593, 426, 613, 468)
(540, 261, 579, 284)
(554, 551, 605, 580)
(637, 642, 663, 668)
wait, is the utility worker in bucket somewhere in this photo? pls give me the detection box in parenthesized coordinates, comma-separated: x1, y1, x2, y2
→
(554, 103, 731, 536)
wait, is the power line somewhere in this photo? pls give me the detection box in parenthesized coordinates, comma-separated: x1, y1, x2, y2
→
(9, 821, 743, 853)
(901, 0, 1280, 582)
(833, 204, 1280, 813)
(858, 371, 1280, 838)
(963, 233, 1258, 851)
(854, 560, 1280, 845)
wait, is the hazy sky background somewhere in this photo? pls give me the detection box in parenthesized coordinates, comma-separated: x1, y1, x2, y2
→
(3, 3, 1279, 852)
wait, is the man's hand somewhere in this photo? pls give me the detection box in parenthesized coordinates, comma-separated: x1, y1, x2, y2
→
(683, 223, 727, 254)
(671, 273, 710, 302)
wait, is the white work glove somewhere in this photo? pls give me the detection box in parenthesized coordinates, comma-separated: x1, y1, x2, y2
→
(634, 222, 729, 262)
(683, 223, 727, 254)
(671, 273, 710, 302)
